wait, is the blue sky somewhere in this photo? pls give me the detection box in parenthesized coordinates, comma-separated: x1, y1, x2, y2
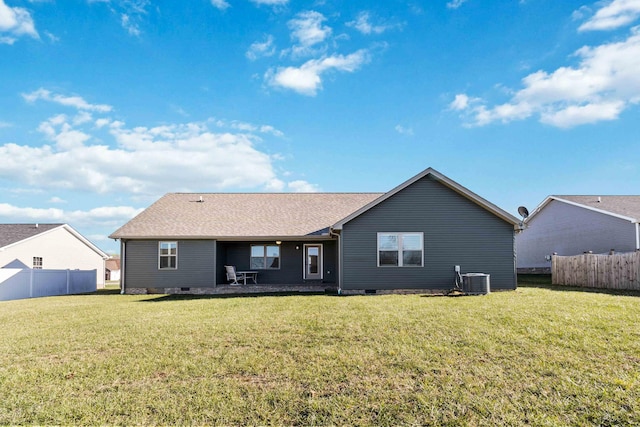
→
(1, 0, 640, 254)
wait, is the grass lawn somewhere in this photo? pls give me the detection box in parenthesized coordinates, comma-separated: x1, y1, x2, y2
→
(1, 278, 639, 425)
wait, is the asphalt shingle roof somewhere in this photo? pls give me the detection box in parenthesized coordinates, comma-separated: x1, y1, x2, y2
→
(554, 195, 640, 221)
(110, 193, 383, 239)
(0, 224, 64, 248)
(106, 258, 121, 271)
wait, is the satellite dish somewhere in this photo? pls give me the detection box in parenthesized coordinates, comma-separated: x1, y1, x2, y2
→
(518, 206, 529, 219)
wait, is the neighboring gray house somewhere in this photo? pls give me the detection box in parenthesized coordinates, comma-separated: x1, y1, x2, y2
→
(110, 167, 520, 294)
(516, 196, 640, 272)
(0, 223, 109, 288)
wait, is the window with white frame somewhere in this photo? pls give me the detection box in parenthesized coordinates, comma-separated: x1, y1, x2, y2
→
(250, 245, 280, 269)
(159, 241, 177, 269)
(377, 232, 423, 267)
(33, 257, 43, 269)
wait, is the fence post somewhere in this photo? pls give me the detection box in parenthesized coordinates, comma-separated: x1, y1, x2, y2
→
(66, 269, 70, 295)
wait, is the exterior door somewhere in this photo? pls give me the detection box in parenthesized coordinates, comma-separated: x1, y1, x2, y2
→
(304, 244, 323, 280)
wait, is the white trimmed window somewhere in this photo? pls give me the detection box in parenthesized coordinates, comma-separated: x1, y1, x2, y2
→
(33, 257, 43, 269)
(159, 242, 177, 269)
(377, 233, 423, 267)
(250, 245, 280, 269)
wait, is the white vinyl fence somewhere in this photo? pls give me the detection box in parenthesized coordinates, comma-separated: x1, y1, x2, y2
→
(0, 268, 97, 301)
(552, 252, 640, 291)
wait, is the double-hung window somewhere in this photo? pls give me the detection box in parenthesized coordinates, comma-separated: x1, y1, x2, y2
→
(250, 245, 280, 269)
(159, 241, 177, 269)
(378, 232, 423, 267)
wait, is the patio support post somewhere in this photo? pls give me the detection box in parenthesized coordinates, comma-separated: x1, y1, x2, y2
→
(213, 240, 217, 287)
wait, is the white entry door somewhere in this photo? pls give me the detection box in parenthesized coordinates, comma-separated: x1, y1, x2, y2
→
(304, 244, 323, 280)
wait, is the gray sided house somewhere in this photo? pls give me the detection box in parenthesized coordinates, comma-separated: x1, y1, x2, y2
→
(517, 195, 640, 272)
(110, 168, 520, 294)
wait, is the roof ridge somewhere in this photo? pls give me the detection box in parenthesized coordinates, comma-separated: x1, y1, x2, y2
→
(0, 223, 65, 225)
(165, 192, 385, 195)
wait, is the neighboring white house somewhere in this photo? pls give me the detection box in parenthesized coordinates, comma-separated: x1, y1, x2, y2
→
(0, 224, 109, 288)
(516, 196, 640, 272)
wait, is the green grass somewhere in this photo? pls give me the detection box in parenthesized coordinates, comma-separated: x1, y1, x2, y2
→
(1, 279, 639, 425)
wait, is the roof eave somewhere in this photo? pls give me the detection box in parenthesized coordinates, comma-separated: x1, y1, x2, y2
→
(112, 234, 335, 241)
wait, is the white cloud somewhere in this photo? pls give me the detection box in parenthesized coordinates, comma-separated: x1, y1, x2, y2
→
(229, 121, 254, 132)
(259, 125, 284, 137)
(0, 204, 64, 221)
(48, 196, 66, 204)
(167, 105, 188, 117)
(266, 49, 370, 96)
(247, 10, 380, 97)
(88, 0, 149, 36)
(540, 101, 625, 128)
(246, 34, 275, 60)
(23, 88, 113, 112)
(0, 110, 305, 197)
(0, 0, 39, 43)
(579, 0, 640, 31)
(95, 118, 111, 128)
(44, 31, 59, 43)
(73, 111, 93, 125)
(210, 117, 284, 137)
(452, 28, 640, 128)
(347, 11, 395, 35)
(121, 14, 140, 36)
(446, 0, 468, 9)
(210, 0, 230, 10)
(394, 125, 414, 136)
(287, 10, 331, 57)
(38, 114, 91, 149)
(250, 0, 288, 5)
(449, 94, 472, 110)
(265, 178, 285, 191)
(287, 180, 320, 192)
(0, 203, 143, 228)
(572, 5, 592, 22)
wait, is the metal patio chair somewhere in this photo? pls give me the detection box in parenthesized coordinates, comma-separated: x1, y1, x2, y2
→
(225, 265, 247, 285)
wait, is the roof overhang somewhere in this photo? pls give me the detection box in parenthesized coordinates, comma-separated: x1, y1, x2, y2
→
(117, 234, 335, 242)
(332, 167, 520, 230)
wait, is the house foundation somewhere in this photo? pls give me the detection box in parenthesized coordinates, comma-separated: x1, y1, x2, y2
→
(125, 284, 336, 295)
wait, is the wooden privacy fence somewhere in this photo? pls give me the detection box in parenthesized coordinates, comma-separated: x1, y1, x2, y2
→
(552, 252, 640, 290)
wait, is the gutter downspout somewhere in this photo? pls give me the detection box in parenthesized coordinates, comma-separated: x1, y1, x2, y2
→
(636, 222, 640, 251)
(329, 227, 342, 295)
(120, 239, 126, 295)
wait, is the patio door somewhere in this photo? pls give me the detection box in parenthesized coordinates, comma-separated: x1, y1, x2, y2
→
(304, 244, 323, 280)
